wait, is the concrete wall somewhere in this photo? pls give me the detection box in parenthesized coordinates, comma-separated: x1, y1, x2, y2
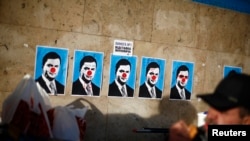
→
(0, 0, 249, 140)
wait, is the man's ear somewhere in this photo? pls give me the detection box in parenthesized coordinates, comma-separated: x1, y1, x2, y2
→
(243, 116, 250, 124)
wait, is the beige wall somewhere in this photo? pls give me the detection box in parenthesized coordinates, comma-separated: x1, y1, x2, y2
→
(0, 0, 249, 140)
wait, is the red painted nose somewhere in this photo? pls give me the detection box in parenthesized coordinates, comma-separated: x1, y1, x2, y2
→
(50, 67, 56, 73)
(87, 70, 92, 76)
(122, 73, 127, 78)
(181, 78, 186, 83)
(152, 75, 156, 80)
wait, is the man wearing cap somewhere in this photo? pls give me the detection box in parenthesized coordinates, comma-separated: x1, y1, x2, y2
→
(168, 71, 250, 141)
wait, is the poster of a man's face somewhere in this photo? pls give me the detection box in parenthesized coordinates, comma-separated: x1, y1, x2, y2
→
(146, 65, 159, 85)
(34, 45, 68, 95)
(138, 57, 166, 99)
(116, 62, 131, 84)
(42, 53, 61, 80)
(80, 57, 97, 82)
(108, 54, 137, 97)
(72, 50, 104, 96)
(176, 67, 189, 88)
(169, 60, 194, 100)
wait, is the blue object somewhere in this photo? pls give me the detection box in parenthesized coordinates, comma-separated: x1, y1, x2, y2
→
(193, 0, 250, 14)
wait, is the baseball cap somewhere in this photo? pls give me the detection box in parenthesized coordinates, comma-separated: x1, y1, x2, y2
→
(197, 71, 250, 111)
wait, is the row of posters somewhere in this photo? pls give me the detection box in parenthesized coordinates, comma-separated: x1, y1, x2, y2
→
(34, 45, 242, 100)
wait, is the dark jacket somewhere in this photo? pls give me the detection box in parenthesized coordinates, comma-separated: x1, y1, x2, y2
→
(72, 79, 100, 96)
(108, 81, 134, 97)
(35, 76, 65, 94)
(138, 83, 162, 98)
(170, 86, 191, 100)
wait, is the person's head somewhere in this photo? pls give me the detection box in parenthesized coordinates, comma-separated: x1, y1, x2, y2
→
(145, 62, 160, 86)
(115, 59, 131, 85)
(175, 65, 189, 88)
(42, 52, 61, 81)
(197, 71, 250, 126)
(79, 56, 97, 82)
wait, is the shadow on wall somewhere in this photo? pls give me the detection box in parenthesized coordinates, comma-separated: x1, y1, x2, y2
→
(66, 96, 197, 141)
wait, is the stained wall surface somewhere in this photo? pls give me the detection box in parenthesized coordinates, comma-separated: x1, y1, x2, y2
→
(0, 0, 250, 141)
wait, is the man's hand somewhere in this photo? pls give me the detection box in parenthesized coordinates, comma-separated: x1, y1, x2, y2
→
(168, 120, 192, 141)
